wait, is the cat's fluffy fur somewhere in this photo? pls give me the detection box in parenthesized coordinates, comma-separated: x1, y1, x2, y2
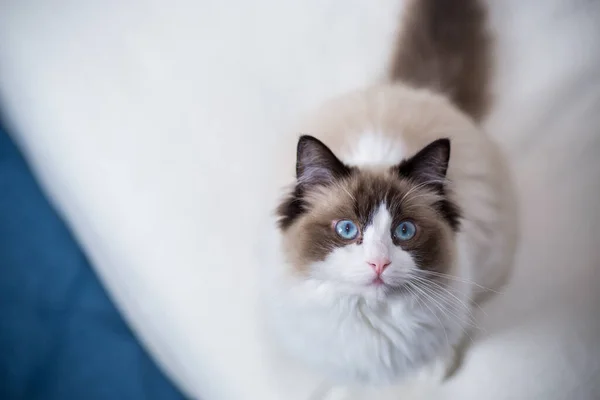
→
(261, 0, 517, 387)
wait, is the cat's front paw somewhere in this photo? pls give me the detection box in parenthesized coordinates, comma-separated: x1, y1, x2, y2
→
(414, 347, 463, 386)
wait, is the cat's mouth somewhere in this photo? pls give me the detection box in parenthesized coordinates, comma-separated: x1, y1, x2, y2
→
(365, 277, 409, 295)
(371, 276, 385, 286)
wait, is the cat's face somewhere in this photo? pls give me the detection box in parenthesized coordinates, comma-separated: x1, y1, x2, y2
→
(277, 135, 461, 297)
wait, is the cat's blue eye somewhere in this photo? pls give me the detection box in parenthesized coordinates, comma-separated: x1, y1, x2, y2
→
(335, 220, 359, 240)
(394, 221, 416, 241)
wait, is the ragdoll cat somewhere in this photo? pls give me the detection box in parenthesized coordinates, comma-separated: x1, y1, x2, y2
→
(261, 0, 517, 387)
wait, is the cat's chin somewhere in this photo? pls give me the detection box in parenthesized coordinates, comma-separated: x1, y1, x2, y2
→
(373, 283, 409, 298)
(338, 280, 409, 300)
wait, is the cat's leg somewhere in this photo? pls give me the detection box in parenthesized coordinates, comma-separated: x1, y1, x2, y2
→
(324, 351, 462, 400)
(415, 342, 466, 385)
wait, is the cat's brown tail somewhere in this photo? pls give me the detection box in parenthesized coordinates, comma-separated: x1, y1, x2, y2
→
(389, 0, 491, 121)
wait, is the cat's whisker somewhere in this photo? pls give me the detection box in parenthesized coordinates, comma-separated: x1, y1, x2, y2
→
(407, 282, 477, 345)
(403, 284, 432, 320)
(423, 276, 490, 318)
(414, 269, 504, 295)
(405, 282, 451, 349)
(398, 179, 448, 205)
(407, 254, 482, 294)
(409, 280, 479, 328)
(408, 273, 476, 313)
(408, 275, 483, 330)
(397, 193, 444, 209)
(410, 276, 464, 305)
(401, 192, 441, 205)
(407, 271, 490, 308)
(340, 184, 357, 204)
(412, 281, 480, 343)
(398, 182, 431, 204)
(413, 268, 493, 291)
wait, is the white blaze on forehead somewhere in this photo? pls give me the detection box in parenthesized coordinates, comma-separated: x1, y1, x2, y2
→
(342, 132, 405, 167)
(362, 204, 394, 260)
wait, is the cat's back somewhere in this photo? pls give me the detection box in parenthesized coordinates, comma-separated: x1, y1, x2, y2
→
(294, 84, 492, 180)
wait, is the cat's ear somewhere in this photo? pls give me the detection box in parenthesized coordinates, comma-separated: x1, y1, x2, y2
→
(394, 138, 451, 189)
(296, 135, 351, 189)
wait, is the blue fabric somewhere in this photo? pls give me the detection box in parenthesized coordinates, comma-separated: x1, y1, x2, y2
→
(0, 125, 187, 400)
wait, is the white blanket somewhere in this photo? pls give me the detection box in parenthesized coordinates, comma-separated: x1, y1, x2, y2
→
(0, 0, 598, 399)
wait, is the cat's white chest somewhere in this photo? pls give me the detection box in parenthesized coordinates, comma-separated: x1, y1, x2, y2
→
(266, 284, 456, 385)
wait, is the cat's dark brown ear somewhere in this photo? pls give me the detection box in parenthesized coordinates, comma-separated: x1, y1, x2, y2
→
(394, 138, 451, 191)
(394, 138, 461, 231)
(277, 135, 352, 230)
(296, 135, 352, 189)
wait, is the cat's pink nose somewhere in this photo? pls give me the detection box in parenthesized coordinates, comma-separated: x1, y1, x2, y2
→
(367, 258, 391, 275)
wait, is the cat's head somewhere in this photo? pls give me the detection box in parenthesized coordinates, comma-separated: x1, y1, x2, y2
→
(276, 135, 461, 297)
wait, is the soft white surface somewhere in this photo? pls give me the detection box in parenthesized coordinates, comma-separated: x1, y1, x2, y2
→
(0, 1, 599, 399)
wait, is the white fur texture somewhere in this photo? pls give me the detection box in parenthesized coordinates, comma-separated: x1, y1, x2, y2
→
(343, 133, 406, 167)
(1, 0, 599, 399)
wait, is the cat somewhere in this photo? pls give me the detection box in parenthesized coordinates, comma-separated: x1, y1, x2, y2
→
(260, 0, 518, 390)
